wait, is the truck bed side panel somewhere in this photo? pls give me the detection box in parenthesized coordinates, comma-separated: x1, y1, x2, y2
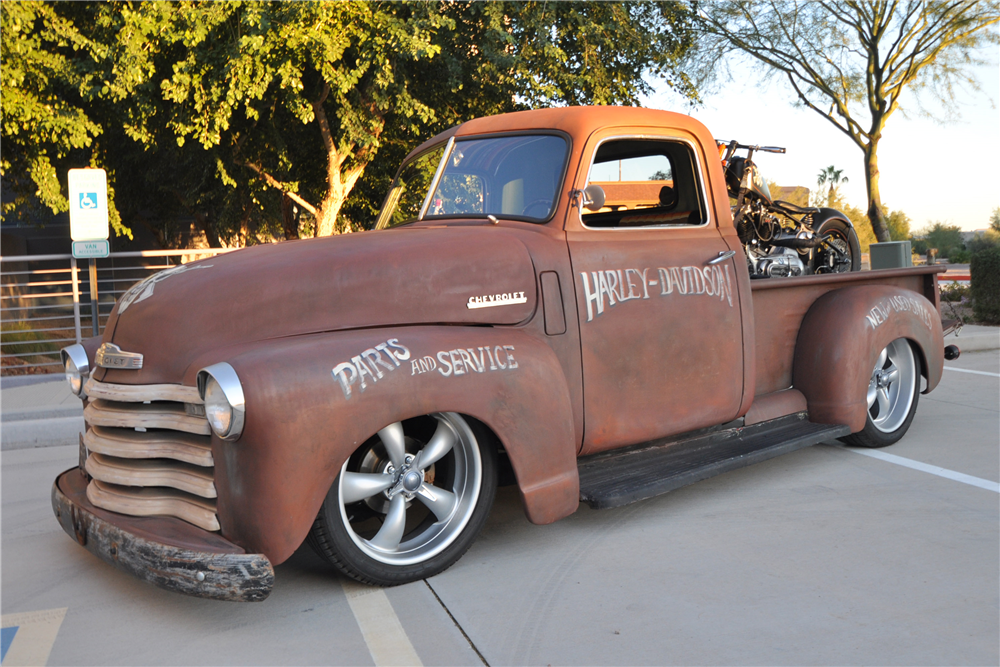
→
(751, 266, 943, 396)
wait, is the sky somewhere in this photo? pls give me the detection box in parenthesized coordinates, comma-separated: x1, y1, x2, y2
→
(643, 59, 999, 233)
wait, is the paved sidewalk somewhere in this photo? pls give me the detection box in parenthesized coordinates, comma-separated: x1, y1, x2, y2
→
(944, 323, 1000, 352)
(1, 376, 84, 451)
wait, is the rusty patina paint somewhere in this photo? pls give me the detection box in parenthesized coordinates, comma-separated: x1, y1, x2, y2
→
(53, 469, 273, 602)
(792, 284, 944, 431)
(60, 106, 948, 585)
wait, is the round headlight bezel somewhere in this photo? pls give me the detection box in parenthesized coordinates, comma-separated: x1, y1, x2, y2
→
(61, 344, 90, 398)
(197, 362, 245, 441)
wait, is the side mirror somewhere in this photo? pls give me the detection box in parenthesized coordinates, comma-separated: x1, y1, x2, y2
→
(582, 184, 606, 212)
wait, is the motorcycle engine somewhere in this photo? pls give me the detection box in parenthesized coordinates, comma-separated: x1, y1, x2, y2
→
(746, 242, 806, 278)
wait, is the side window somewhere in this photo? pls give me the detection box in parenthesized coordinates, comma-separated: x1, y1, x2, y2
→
(429, 173, 484, 215)
(376, 145, 445, 229)
(583, 139, 706, 229)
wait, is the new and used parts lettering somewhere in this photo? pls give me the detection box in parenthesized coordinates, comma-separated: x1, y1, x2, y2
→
(865, 294, 933, 330)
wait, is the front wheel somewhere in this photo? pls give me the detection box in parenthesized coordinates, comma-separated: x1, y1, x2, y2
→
(841, 338, 921, 448)
(308, 413, 497, 585)
(812, 218, 861, 273)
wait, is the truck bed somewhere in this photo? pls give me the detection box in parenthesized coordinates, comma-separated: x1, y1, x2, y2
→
(750, 265, 945, 397)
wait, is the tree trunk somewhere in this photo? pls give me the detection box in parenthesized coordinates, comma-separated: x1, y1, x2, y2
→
(863, 141, 891, 243)
(280, 194, 300, 240)
(315, 194, 348, 237)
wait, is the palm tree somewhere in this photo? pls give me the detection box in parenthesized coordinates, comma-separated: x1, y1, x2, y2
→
(816, 166, 848, 207)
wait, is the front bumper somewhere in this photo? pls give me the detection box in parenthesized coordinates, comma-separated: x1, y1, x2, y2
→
(52, 469, 273, 602)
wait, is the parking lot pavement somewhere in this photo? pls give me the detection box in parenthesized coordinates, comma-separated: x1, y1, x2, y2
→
(2, 351, 997, 666)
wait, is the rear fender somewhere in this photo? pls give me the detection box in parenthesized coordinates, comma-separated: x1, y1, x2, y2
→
(193, 326, 577, 565)
(793, 285, 943, 432)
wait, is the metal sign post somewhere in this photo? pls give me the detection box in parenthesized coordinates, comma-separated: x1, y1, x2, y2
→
(68, 169, 110, 338)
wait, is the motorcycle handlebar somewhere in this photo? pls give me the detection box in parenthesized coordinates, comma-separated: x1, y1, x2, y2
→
(715, 140, 786, 154)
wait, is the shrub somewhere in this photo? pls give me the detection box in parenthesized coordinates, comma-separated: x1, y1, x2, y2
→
(939, 281, 970, 302)
(948, 248, 971, 263)
(971, 245, 1000, 324)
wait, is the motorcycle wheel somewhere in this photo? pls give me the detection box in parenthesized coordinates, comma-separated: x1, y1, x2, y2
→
(812, 218, 860, 273)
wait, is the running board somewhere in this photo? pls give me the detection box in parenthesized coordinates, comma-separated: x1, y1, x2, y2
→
(578, 413, 851, 510)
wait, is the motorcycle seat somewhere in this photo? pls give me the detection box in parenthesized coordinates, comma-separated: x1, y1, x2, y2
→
(772, 200, 820, 215)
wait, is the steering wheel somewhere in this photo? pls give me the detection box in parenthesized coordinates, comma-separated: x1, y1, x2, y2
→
(521, 199, 553, 218)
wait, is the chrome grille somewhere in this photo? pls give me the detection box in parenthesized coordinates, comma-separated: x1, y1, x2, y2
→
(81, 378, 220, 532)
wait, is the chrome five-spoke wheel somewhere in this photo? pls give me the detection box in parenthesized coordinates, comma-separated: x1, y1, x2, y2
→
(309, 413, 497, 585)
(842, 338, 921, 448)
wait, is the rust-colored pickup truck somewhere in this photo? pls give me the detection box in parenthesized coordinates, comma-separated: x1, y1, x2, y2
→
(55, 106, 955, 601)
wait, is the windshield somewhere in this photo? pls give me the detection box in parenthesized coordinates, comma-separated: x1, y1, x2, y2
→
(376, 134, 568, 229)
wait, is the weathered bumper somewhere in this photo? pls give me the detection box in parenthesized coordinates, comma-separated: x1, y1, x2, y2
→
(52, 468, 273, 602)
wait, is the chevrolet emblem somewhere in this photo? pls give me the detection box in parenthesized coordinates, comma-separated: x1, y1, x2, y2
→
(95, 343, 143, 370)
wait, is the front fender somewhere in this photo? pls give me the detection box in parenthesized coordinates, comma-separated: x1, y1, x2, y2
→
(793, 285, 943, 432)
(200, 326, 577, 565)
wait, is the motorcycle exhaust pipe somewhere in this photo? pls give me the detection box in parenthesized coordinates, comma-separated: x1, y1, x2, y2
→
(769, 231, 826, 249)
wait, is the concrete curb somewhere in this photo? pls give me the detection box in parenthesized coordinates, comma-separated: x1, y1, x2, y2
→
(945, 330, 1000, 353)
(1, 415, 84, 451)
(1, 406, 83, 422)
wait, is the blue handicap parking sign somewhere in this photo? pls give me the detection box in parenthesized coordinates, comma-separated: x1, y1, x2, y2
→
(79, 192, 98, 209)
(1, 626, 18, 663)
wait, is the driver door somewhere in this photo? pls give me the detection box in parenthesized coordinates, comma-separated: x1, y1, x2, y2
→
(566, 130, 745, 455)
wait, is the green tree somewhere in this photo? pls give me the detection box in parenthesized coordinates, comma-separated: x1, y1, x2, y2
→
(991, 206, 1000, 233)
(884, 207, 910, 241)
(0, 2, 127, 235)
(3, 1, 698, 243)
(693, 1, 1000, 243)
(815, 165, 848, 207)
(917, 221, 965, 258)
(15, 0, 696, 244)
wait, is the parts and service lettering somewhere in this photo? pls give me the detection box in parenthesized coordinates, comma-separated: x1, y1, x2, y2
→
(332, 339, 411, 399)
(411, 345, 519, 377)
(580, 264, 734, 322)
(332, 340, 520, 400)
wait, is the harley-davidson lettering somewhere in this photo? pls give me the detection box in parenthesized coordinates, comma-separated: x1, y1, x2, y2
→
(411, 345, 519, 377)
(118, 264, 214, 314)
(580, 264, 734, 322)
(467, 292, 527, 309)
(332, 339, 411, 399)
(865, 295, 933, 330)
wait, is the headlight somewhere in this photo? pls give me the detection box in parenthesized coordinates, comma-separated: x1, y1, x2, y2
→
(197, 362, 245, 441)
(61, 344, 90, 398)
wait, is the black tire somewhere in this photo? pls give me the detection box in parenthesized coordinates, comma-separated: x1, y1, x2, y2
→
(812, 217, 861, 273)
(841, 338, 921, 448)
(308, 413, 497, 585)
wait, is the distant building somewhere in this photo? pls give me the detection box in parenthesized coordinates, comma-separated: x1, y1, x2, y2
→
(770, 185, 810, 207)
(960, 229, 990, 243)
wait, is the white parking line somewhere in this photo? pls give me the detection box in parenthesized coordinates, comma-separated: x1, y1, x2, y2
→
(944, 366, 1000, 378)
(844, 447, 1000, 493)
(341, 580, 423, 666)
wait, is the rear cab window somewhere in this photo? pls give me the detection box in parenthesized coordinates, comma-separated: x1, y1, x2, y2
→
(583, 139, 708, 229)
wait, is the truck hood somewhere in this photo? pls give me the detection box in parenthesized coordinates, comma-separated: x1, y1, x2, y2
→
(99, 226, 538, 384)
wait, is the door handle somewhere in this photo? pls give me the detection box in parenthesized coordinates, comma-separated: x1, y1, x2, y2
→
(707, 250, 736, 265)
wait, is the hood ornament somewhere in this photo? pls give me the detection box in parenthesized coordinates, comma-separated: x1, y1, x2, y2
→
(118, 263, 213, 314)
(95, 343, 143, 370)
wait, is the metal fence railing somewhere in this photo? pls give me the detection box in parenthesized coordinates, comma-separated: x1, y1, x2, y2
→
(1, 249, 235, 375)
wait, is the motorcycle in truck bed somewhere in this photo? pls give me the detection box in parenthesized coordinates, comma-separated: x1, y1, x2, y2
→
(54, 106, 954, 601)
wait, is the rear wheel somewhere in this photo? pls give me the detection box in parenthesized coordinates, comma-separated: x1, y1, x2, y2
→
(813, 218, 861, 273)
(841, 338, 920, 448)
(308, 413, 497, 585)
